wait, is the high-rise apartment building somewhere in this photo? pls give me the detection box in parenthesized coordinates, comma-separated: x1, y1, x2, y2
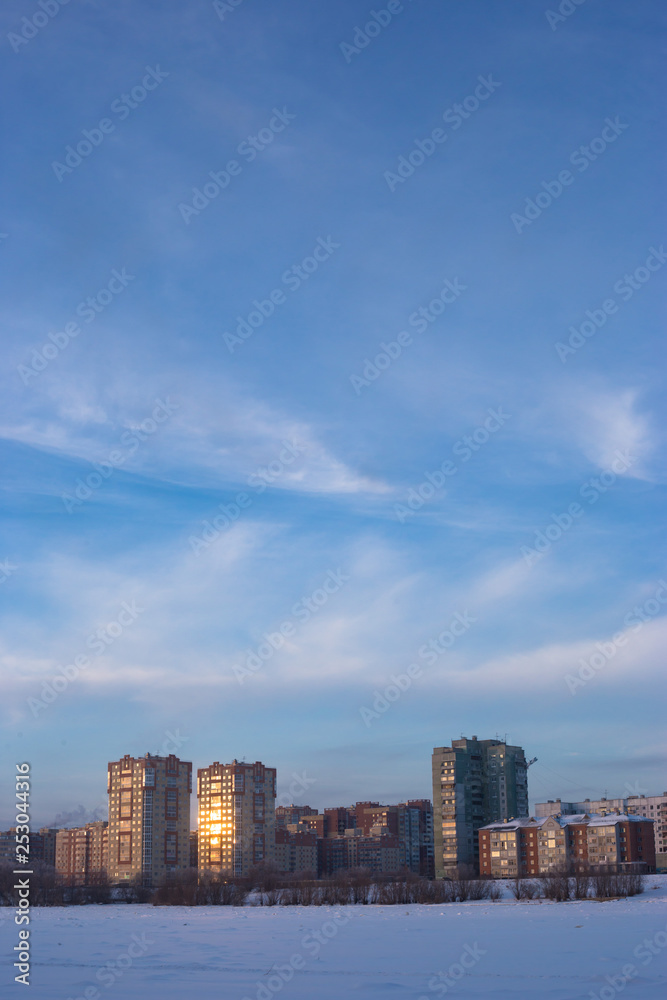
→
(107, 753, 192, 885)
(432, 736, 529, 876)
(198, 760, 276, 876)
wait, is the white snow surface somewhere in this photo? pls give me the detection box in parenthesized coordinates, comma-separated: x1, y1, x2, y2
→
(2, 877, 667, 999)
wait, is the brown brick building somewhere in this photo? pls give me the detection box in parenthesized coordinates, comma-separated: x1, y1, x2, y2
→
(55, 821, 109, 883)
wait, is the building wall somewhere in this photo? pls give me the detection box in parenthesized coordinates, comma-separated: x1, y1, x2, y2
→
(55, 821, 109, 883)
(536, 793, 667, 861)
(108, 753, 191, 885)
(275, 828, 317, 874)
(198, 760, 276, 877)
(480, 813, 656, 876)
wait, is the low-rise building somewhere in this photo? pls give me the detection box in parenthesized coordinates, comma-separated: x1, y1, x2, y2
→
(479, 813, 655, 876)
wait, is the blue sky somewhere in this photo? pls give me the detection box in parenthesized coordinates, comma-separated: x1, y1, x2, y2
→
(1, 0, 665, 827)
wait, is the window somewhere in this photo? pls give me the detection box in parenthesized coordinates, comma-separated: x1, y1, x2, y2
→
(119, 834, 131, 863)
(166, 788, 178, 819)
(165, 833, 177, 863)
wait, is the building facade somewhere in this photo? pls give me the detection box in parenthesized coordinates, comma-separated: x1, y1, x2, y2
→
(432, 736, 529, 876)
(536, 792, 667, 868)
(198, 760, 276, 876)
(55, 821, 109, 883)
(275, 827, 318, 874)
(319, 828, 400, 876)
(107, 753, 192, 885)
(351, 800, 434, 877)
(479, 813, 655, 876)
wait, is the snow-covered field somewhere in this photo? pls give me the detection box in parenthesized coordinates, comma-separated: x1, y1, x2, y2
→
(2, 877, 667, 999)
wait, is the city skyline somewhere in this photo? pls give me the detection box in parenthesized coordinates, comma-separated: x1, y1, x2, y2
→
(1, 736, 662, 832)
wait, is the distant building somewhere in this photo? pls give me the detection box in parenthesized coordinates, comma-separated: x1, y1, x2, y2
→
(189, 831, 198, 868)
(198, 760, 276, 877)
(275, 827, 317, 874)
(352, 800, 434, 877)
(0, 827, 60, 867)
(55, 822, 108, 883)
(32, 828, 59, 866)
(107, 753, 192, 885)
(479, 813, 655, 877)
(432, 736, 529, 876)
(319, 828, 400, 876)
(536, 793, 667, 868)
(275, 805, 319, 829)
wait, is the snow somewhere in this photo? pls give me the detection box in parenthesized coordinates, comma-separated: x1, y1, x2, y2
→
(2, 877, 666, 999)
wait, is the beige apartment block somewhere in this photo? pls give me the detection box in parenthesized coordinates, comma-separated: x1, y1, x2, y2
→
(198, 760, 276, 877)
(107, 753, 192, 885)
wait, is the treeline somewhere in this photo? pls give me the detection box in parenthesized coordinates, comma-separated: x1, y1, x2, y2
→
(0, 861, 645, 907)
(510, 867, 645, 901)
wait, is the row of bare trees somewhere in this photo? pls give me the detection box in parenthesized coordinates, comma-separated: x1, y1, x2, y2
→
(0, 861, 646, 907)
(510, 867, 645, 901)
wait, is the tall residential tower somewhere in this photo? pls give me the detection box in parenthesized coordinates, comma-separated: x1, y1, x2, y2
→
(432, 736, 528, 877)
(107, 752, 192, 885)
(198, 760, 276, 876)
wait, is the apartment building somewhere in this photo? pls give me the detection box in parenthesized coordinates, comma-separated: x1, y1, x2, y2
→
(479, 813, 655, 876)
(319, 828, 400, 876)
(479, 818, 542, 877)
(275, 827, 318, 874)
(536, 792, 667, 867)
(198, 760, 276, 877)
(107, 753, 192, 885)
(433, 736, 529, 876)
(32, 827, 59, 866)
(275, 805, 319, 829)
(55, 821, 109, 883)
(0, 827, 59, 866)
(352, 800, 434, 877)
